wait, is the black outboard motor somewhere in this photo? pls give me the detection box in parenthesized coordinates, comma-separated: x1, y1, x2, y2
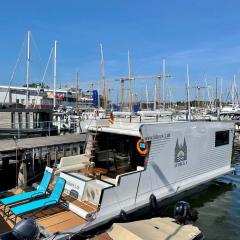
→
(0, 218, 40, 240)
(13, 218, 39, 240)
(174, 201, 198, 224)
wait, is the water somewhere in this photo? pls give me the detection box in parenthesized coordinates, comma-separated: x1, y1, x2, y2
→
(195, 163, 240, 240)
(161, 162, 240, 240)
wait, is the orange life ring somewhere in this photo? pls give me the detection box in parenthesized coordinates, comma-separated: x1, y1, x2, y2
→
(136, 139, 149, 156)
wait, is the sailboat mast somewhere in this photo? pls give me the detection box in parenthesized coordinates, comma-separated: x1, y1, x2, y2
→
(233, 75, 236, 106)
(157, 76, 161, 109)
(186, 64, 191, 120)
(120, 80, 124, 111)
(53, 40, 57, 108)
(100, 44, 106, 110)
(154, 84, 157, 110)
(146, 82, 149, 110)
(220, 78, 223, 109)
(26, 31, 31, 108)
(97, 80, 100, 109)
(162, 59, 166, 110)
(215, 78, 218, 108)
(76, 71, 79, 113)
(128, 49, 133, 112)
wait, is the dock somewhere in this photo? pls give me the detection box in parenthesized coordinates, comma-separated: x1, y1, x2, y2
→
(0, 133, 86, 190)
(92, 217, 203, 240)
(0, 134, 86, 152)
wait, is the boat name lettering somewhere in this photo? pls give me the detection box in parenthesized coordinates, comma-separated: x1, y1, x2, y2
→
(66, 181, 80, 190)
(145, 133, 171, 141)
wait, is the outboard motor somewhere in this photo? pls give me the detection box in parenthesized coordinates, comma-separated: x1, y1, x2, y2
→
(0, 218, 39, 240)
(13, 218, 40, 240)
(174, 201, 198, 224)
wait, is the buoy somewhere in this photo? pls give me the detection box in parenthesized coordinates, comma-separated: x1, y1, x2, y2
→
(136, 139, 149, 156)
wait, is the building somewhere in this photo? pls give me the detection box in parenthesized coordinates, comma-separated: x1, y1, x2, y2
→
(0, 85, 99, 109)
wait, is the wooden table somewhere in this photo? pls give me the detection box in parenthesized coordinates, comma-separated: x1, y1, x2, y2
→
(80, 167, 108, 177)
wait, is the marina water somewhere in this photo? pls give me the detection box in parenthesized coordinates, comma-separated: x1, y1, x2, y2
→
(162, 162, 240, 240)
(195, 162, 240, 240)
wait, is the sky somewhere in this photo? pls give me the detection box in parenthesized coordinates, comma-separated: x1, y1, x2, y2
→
(0, 0, 240, 101)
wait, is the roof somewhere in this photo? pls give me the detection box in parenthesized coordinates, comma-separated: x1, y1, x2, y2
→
(0, 134, 86, 152)
(108, 217, 201, 240)
(87, 118, 234, 137)
(88, 122, 141, 137)
(92, 217, 201, 240)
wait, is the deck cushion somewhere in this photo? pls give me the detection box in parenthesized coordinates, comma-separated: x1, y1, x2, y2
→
(10, 177, 66, 216)
(0, 170, 52, 206)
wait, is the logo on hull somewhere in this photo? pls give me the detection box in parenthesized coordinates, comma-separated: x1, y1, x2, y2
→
(175, 138, 187, 167)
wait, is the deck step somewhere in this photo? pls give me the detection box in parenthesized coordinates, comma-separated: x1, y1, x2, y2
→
(84, 154, 95, 159)
(85, 147, 96, 150)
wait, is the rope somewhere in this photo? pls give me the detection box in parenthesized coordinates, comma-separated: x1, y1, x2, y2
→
(3, 34, 26, 104)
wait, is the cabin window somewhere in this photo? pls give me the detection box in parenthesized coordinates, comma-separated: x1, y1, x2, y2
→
(93, 132, 146, 176)
(215, 130, 229, 147)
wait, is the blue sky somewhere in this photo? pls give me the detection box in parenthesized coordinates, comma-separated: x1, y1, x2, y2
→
(0, 0, 240, 101)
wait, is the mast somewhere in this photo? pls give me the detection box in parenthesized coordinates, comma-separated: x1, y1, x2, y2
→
(220, 78, 223, 109)
(186, 64, 191, 120)
(157, 76, 161, 109)
(162, 59, 166, 110)
(97, 80, 100, 109)
(205, 78, 211, 109)
(233, 75, 237, 106)
(76, 71, 79, 114)
(53, 40, 57, 108)
(154, 84, 157, 110)
(128, 49, 133, 112)
(215, 77, 218, 108)
(146, 82, 149, 110)
(120, 79, 124, 111)
(26, 31, 31, 108)
(100, 44, 106, 110)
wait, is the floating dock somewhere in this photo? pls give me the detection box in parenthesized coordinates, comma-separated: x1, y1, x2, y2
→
(92, 217, 203, 240)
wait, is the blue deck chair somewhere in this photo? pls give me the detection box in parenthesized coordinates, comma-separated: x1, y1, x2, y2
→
(0, 169, 52, 209)
(10, 177, 66, 224)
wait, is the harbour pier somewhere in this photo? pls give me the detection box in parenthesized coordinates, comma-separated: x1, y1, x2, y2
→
(0, 133, 86, 190)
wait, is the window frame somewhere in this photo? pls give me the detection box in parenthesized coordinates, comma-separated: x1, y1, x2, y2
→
(215, 130, 230, 147)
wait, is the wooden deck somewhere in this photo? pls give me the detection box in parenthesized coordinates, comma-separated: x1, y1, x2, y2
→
(0, 187, 89, 236)
(0, 208, 22, 232)
(65, 195, 97, 213)
(35, 207, 87, 234)
(0, 204, 87, 235)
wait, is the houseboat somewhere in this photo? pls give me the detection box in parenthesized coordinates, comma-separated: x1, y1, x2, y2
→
(0, 118, 234, 239)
